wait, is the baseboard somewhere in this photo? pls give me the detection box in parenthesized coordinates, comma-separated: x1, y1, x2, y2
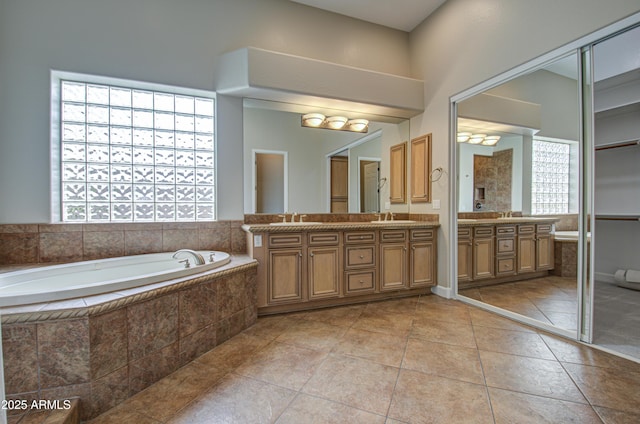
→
(431, 285, 453, 299)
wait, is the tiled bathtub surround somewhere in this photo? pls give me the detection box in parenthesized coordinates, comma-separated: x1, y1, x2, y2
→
(1, 257, 257, 421)
(0, 221, 247, 265)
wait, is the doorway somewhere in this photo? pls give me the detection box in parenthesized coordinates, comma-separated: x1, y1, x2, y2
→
(360, 159, 380, 213)
(253, 150, 287, 213)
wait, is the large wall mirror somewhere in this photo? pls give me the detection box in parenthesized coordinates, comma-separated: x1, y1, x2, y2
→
(454, 52, 582, 335)
(243, 99, 410, 214)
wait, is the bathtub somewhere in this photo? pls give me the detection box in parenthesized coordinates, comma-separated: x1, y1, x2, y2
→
(553, 230, 591, 241)
(0, 250, 230, 307)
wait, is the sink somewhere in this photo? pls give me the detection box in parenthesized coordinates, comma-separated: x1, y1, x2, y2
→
(370, 220, 416, 224)
(269, 221, 322, 226)
(458, 219, 477, 222)
(496, 217, 547, 221)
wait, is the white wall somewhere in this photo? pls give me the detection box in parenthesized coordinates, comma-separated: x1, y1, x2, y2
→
(409, 0, 640, 288)
(0, 0, 410, 223)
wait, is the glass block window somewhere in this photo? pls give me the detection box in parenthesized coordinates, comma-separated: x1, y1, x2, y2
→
(531, 139, 570, 215)
(59, 80, 215, 222)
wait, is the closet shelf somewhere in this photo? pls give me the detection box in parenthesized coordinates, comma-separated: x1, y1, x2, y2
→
(595, 139, 639, 151)
(595, 214, 640, 221)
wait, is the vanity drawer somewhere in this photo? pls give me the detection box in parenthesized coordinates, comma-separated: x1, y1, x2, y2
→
(308, 232, 340, 246)
(496, 225, 516, 236)
(497, 238, 515, 254)
(268, 233, 303, 248)
(518, 224, 535, 234)
(496, 257, 516, 275)
(345, 245, 376, 268)
(344, 231, 377, 244)
(380, 230, 407, 243)
(345, 270, 376, 294)
(473, 226, 494, 238)
(411, 229, 434, 241)
(536, 224, 553, 233)
(458, 227, 472, 239)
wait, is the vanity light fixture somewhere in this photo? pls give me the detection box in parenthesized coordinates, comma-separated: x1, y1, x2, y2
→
(301, 113, 369, 133)
(456, 131, 501, 146)
(468, 134, 486, 144)
(301, 113, 326, 127)
(348, 119, 369, 132)
(326, 116, 348, 129)
(482, 135, 501, 146)
(457, 132, 472, 142)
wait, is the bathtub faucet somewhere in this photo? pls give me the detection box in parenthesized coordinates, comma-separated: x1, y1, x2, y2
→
(172, 249, 206, 265)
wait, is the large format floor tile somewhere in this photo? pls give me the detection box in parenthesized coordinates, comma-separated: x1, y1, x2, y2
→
(89, 293, 640, 423)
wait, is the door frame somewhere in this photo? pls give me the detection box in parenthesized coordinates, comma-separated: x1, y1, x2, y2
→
(358, 157, 381, 213)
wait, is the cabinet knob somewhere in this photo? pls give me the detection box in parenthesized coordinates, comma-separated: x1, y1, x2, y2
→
(359, 280, 364, 285)
(310, 252, 314, 257)
(359, 255, 364, 259)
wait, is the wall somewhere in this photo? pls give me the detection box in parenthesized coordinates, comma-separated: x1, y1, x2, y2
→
(409, 0, 640, 290)
(0, 0, 410, 223)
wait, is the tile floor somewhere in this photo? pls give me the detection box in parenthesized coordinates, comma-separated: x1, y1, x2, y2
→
(88, 294, 640, 423)
(459, 276, 640, 360)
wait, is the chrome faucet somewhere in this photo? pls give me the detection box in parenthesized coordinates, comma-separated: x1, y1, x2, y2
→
(384, 211, 395, 221)
(291, 212, 298, 223)
(172, 249, 206, 265)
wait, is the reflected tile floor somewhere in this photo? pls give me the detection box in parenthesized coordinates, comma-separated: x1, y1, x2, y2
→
(89, 295, 640, 423)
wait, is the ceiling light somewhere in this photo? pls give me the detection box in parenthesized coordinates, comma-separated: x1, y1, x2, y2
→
(326, 116, 348, 130)
(468, 134, 486, 144)
(482, 136, 501, 146)
(348, 119, 369, 132)
(301, 113, 326, 127)
(457, 132, 471, 142)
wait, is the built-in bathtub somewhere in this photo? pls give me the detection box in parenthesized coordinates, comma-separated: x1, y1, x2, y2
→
(553, 230, 591, 241)
(552, 231, 590, 278)
(0, 250, 230, 307)
(0, 251, 257, 422)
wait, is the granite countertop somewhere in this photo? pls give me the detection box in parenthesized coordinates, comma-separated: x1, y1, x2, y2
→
(242, 221, 440, 233)
(457, 217, 559, 226)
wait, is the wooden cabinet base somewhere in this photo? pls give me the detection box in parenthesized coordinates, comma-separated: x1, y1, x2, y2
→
(258, 286, 432, 316)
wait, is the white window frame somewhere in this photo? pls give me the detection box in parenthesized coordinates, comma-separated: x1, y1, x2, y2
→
(51, 70, 217, 223)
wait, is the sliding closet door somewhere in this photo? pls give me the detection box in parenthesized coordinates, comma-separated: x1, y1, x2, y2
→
(588, 25, 640, 359)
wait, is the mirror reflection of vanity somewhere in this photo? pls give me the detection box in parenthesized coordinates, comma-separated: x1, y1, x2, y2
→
(454, 52, 582, 332)
(243, 99, 410, 215)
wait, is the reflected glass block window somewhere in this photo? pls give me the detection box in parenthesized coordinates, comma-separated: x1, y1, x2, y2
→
(531, 139, 570, 215)
(59, 80, 215, 222)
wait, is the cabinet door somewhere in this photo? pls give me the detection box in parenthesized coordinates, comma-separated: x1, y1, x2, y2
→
(380, 243, 407, 290)
(308, 246, 341, 299)
(536, 234, 554, 270)
(457, 238, 473, 282)
(268, 249, 303, 304)
(410, 133, 432, 203)
(473, 237, 494, 280)
(389, 142, 406, 204)
(517, 234, 536, 273)
(410, 241, 435, 287)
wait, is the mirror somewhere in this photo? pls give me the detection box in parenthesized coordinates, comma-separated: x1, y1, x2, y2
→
(243, 99, 410, 214)
(455, 52, 581, 333)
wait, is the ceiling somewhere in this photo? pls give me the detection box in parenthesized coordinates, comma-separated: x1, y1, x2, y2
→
(289, 0, 447, 32)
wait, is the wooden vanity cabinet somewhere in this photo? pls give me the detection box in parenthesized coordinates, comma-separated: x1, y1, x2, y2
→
(473, 226, 495, 280)
(495, 225, 516, 277)
(267, 233, 305, 304)
(308, 232, 341, 300)
(457, 227, 473, 283)
(380, 230, 408, 291)
(409, 228, 436, 288)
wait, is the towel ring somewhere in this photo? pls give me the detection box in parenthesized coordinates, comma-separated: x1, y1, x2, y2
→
(430, 167, 444, 182)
